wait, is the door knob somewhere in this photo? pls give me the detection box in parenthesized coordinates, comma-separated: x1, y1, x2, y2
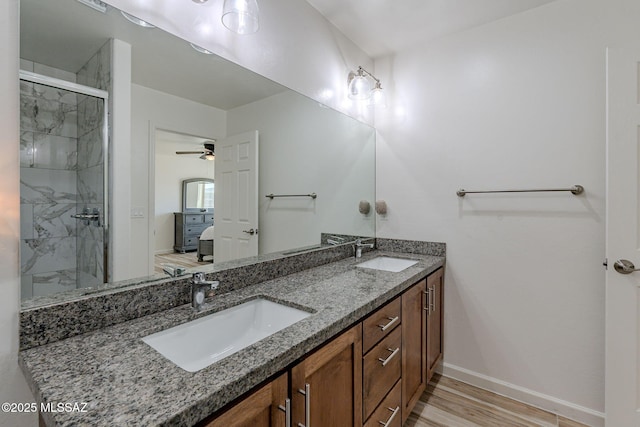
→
(614, 259, 640, 274)
(242, 228, 257, 235)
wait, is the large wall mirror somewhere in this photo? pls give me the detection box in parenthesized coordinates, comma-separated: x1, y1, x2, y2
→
(19, 0, 375, 304)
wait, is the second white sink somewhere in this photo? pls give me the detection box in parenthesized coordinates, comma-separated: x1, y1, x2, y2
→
(142, 298, 311, 372)
(356, 256, 419, 272)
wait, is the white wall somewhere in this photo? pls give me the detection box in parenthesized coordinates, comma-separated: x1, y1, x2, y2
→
(154, 137, 215, 254)
(0, 0, 38, 426)
(130, 84, 226, 277)
(110, 39, 132, 282)
(375, 0, 640, 423)
(103, 0, 374, 126)
(227, 91, 375, 254)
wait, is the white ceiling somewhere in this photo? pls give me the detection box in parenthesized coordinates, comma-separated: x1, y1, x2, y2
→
(21, 0, 559, 109)
(20, 0, 287, 110)
(305, 0, 558, 58)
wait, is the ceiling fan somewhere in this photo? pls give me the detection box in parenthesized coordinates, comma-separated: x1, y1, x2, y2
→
(176, 141, 216, 160)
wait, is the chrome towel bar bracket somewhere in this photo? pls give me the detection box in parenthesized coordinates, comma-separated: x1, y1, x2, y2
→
(456, 185, 584, 197)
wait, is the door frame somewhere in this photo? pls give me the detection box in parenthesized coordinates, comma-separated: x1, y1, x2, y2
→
(147, 122, 217, 275)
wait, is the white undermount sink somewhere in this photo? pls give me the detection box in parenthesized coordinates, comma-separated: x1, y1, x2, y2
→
(356, 256, 419, 272)
(142, 298, 311, 372)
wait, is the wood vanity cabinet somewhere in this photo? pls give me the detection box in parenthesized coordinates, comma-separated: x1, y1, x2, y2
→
(401, 278, 428, 424)
(201, 268, 444, 427)
(202, 373, 288, 427)
(426, 267, 444, 381)
(291, 324, 363, 427)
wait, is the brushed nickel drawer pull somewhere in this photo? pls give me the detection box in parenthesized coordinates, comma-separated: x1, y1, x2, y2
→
(297, 383, 310, 427)
(377, 316, 399, 331)
(378, 406, 400, 426)
(378, 347, 400, 366)
(278, 398, 291, 427)
(423, 289, 430, 313)
(429, 286, 436, 313)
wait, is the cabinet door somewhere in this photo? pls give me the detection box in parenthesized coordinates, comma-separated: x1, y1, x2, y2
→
(427, 268, 444, 381)
(291, 324, 363, 427)
(203, 373, 288, 427)
(401, 278, 427, 424)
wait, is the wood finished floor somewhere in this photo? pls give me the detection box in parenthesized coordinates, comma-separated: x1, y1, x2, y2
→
(154, 251, 212, 274)
(405, 375, 589, 427)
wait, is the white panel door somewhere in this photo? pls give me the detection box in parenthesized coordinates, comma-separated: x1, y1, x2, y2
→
(214, 131, 259, 263)
(605, 47, 640, 427)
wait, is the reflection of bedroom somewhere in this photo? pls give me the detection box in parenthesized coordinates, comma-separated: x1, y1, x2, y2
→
(154, 129, 215, 273)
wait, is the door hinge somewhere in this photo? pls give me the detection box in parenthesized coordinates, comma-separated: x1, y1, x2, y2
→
(603, 258, 608, 269)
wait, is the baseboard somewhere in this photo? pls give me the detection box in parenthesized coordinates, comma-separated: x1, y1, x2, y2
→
(440, 363, 605, 427)
(154, 249, 174, 255)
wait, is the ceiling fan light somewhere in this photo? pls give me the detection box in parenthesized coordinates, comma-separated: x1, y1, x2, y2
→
(200, 152, 216, 161)
(222, 0, 260, 34)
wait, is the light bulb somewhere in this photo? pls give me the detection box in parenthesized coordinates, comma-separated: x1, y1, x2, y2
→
(222, 0, 260, 34)
(348, 72, 371, 100)
(368, 83, 387, 108)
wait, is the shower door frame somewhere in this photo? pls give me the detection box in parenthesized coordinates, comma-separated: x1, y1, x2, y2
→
(19, 69, 110, 284)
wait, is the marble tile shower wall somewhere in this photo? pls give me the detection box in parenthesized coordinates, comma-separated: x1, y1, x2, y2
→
(76, 40, 111, 288)
(20, 60, 79, 299)
(20, 40, 111, 298)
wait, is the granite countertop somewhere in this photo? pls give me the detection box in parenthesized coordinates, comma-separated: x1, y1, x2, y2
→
(20, 250, 444, 427)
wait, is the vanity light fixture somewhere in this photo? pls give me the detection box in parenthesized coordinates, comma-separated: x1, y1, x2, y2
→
(368, 80, 387, 108)
(191, 0, 260, 35)
(221, 0, 260, 34)
(120, 11, 155, 28)
(348, 66, 386, 107)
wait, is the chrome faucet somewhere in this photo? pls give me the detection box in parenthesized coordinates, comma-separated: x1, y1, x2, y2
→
(191, 272, 220, 311)
(162, 264, 186, 278)
(354, 238, 374, 258)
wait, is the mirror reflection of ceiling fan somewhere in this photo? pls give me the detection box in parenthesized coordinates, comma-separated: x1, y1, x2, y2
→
(175, 141, 216, 160)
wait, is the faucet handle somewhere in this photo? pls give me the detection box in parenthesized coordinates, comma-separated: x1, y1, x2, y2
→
(192, 272, 220, 289)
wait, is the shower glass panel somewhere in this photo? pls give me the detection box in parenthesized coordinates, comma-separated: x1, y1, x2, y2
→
(19, 72, 108, 299)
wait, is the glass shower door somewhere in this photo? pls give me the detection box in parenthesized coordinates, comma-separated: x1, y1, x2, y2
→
(20, 71, 108, 299)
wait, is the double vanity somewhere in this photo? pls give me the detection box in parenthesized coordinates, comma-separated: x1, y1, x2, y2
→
(19, 239, 445, 426)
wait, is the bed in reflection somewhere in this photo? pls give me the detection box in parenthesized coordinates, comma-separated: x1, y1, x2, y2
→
(197, 226, 215, 262)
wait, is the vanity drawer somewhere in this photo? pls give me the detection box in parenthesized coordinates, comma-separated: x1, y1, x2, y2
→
(184, 214, 204, 224)
(204, 214, 214, 224)
(363, 326, 401, 420)
(364, 379, 402, 427)
(184, 224, 207, 237)
(363, 297, 401, 353)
